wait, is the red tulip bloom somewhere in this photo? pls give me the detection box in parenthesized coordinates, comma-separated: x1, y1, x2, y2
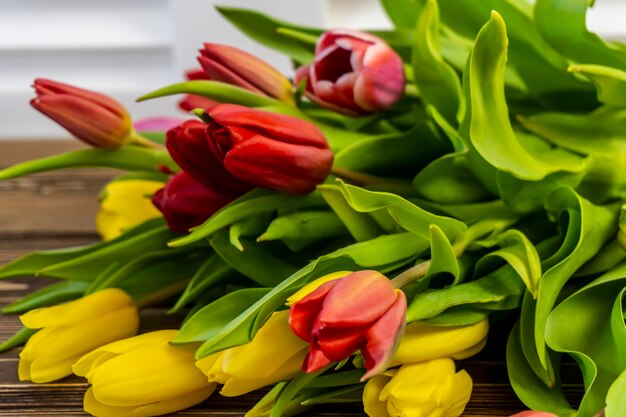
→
(167, 105, 334, 195)
(295, 30, 405, 115)
(289, 271, 407, 380)
(31, 79, 133, 148)
(198, 44, 294, 104)
(178, 69, 219, 112)
(152, 172, 237, 232)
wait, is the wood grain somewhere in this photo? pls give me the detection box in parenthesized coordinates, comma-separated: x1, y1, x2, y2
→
(0, 140, 582, 416)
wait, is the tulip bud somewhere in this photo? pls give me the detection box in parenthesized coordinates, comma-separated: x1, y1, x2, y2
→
(31, 79, 134, 148)
(289, 270, 406, 380)
(509, 412, 559, 417)
(206, 104, 334, 195)
(165, 119, 253, 194)
(152, 172, 238, 233)
(73, 330, 216, 417)
(393, 320, 489, 364)
(196, 310, 308, 396)
(96, 179, 164, 241)
(295, 30, 405, 115)
(198, 44, 294, 104)
(178, 69, 219, 112)
(363, 358, 472, 417)
(19, 288, 139, 383)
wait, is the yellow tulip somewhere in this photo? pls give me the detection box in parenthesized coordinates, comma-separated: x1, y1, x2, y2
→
(393, 319, 489, 364)
(363, 358, 473, 417)
(285, 271, 352, 305)
(19, 288, 139, 383)
(196, 310, 308, 396)
(73, 330, 216, 417)
(96, 179, 163, 241)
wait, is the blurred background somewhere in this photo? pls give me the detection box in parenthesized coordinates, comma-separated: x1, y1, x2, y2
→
(1, 0, 624, 139)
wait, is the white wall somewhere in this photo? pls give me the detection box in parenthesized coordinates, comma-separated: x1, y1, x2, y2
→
(0, 0, 624, 139)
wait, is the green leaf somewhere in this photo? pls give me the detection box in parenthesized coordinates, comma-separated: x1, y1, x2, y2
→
(2, 281, 89, 314)
(0, 147, 177, 180)
(169, 189, 325, 247)
(413, 153, 492, 204)
(545, 263, 626, 417)
(422, 305, 490, 326)
(300, 385, 364, 406)
(468, 12, 585, 181)
(229, 214, 272, 251)
(0, 327, 38, 354)
(270, 368, 327, 417)
(475, 229, 542, 298)
(534, 0, 626, 72)
(607, 369, 626, 417)
(170, 255, 233, 313)
(319, 182, 466, 242)
(381, 0, 422, 29)
(195, 233, 425, 357)
(506, 321, 576, 417)
(427, 224, 460, 283)
(519, 107, 626, 156)
(216, 6, 319, 64)
(258, 211, 348, 244)
(412, 0, 462, 125)
(210, 230, 298, 287)
(137, 80, 281, 108)
(569, 64, 626, 106)
(173, 288, 271, 345)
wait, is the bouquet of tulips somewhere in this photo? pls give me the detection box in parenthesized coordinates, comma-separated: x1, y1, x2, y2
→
(1, 0, 626, 416)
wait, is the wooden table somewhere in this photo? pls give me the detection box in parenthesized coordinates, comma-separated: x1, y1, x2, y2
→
(0, 140, 582, 416)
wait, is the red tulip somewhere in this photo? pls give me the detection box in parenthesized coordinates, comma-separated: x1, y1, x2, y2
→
(295, 30, 405, 115)
(198, 44, 294, 104)
(178, 69, 219, 112)
(165, 119, 253, 194)
(167, 105, 334, 195)
(289, 271, 407, 380)
(152, 172, 237, 232)
(31, 79, 133, 148)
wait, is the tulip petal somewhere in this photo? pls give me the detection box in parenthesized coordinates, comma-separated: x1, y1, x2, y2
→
(178, 94, 218, 112)
(286, 271, 352, 306)
(302, 343, 332, 373)
(363, 374, 393, 417)
(224, 134, 334, 195)
(289, 280, 338, 341)
(318, 271, 396, 327)
(198, 56, 266, 95)
(316, 326, 366, 361)
(20, 288, 134, 329)
(134, 117, 183, 133)
(209, 104, 329, 149)
(361, 290, 407, 381)
(91, 344, 208, 406)
(509, 412, 560, 417)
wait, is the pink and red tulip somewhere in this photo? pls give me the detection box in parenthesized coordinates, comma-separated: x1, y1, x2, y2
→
(134, 117, 184, 133)
(198, 44, 294, 104)
(31, 79, 133, 148)
(178, 69, 219, 112)
(509, 412, 559, 417)
(152, 172, 237, 232)
(167, 105, 334, 195)
(289, 270, 407, 380)
(295, 30, 405, 115)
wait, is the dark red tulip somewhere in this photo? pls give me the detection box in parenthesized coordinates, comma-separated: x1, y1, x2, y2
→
(178, 69, 219, 112)
(152, 172, 237, 232)
(198, 44, 294, 104)
(31, 79, 133, 148)
(165, 119, 253, 194)
(166, 105, 334, 195)
(295, 30, 405, 115)
(289, 271, 407, 380)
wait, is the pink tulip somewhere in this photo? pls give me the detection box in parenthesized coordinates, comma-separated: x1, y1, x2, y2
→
(31, 79, 132, 148)
(198, 44, 294, 104)
(509, 412, 559, 417)
(289, 271, 407, 380)
(295, 30, 405, 115)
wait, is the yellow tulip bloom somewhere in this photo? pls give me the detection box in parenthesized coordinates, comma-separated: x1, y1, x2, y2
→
(73, 330, 216, 417)
(196, 310, 308, 396)
(19, 288, 139, 383)
(96, 179, 163, 241)
(393, 319, 489, 364)
(363, 358, 473, 417)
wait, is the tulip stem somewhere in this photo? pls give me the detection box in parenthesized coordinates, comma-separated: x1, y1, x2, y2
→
(132, 133, 166, 150)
